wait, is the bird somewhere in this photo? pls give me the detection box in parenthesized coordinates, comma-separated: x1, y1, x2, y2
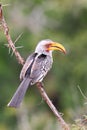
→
(7, 39, 66, 108)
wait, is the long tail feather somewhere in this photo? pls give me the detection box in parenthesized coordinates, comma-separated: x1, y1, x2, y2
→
(7, 78, 31, 108)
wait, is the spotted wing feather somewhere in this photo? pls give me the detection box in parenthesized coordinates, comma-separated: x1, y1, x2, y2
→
(28, 54, 53, 84)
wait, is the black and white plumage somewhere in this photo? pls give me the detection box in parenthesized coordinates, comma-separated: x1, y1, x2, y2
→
(7, 39, 66, 108)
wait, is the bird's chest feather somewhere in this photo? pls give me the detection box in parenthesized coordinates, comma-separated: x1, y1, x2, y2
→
(26, 53, 52, 79)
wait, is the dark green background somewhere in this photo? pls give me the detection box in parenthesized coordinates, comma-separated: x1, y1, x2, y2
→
(0, 0, 87, 129)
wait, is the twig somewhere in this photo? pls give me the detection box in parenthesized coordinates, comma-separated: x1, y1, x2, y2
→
(14, 32, 23, 45)
(77, 85, 87, 105)
(77, 85, 87, 100)
(0, 4, 70, 130)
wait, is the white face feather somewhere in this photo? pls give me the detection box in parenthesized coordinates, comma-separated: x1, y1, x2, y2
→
(35, 39, 53, 56)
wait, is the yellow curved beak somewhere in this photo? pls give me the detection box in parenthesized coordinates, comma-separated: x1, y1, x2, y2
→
(48, 42, 66, 54)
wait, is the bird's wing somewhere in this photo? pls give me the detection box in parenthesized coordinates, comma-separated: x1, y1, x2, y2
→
(20, 53, 37, 80)
(25, 54, 53, 84)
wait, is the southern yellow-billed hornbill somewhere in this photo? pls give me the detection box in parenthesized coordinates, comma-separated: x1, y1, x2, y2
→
(8, 39, 66, 108)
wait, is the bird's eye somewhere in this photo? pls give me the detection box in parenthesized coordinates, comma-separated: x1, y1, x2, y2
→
(45, 43, 51, 49)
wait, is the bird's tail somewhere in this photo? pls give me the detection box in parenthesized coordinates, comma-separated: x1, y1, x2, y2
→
(7, 78, 31, 108)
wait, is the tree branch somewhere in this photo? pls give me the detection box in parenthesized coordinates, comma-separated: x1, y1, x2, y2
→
(36, 82, 70, 130)
(0, 4, 70, 130)
(0, 4, 24, 65)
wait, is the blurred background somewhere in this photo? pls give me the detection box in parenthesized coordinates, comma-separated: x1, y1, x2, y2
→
(0, 0, 87, 129)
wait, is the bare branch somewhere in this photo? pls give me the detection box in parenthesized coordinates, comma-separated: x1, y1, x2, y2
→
(36, 82, 70, 130)
(0, 4, 70, 130)
(0, 4, 24, 65)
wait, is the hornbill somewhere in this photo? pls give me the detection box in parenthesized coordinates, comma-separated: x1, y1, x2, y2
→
(7, 39, 66, 108)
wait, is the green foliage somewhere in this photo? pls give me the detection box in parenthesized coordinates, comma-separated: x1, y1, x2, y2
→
(0, 0, 87, 129)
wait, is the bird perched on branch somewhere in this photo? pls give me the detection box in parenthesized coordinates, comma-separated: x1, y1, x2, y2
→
(7, 39, 66, 108)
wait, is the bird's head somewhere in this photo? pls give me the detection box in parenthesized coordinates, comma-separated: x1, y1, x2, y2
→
(35, 39, 66, 56)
